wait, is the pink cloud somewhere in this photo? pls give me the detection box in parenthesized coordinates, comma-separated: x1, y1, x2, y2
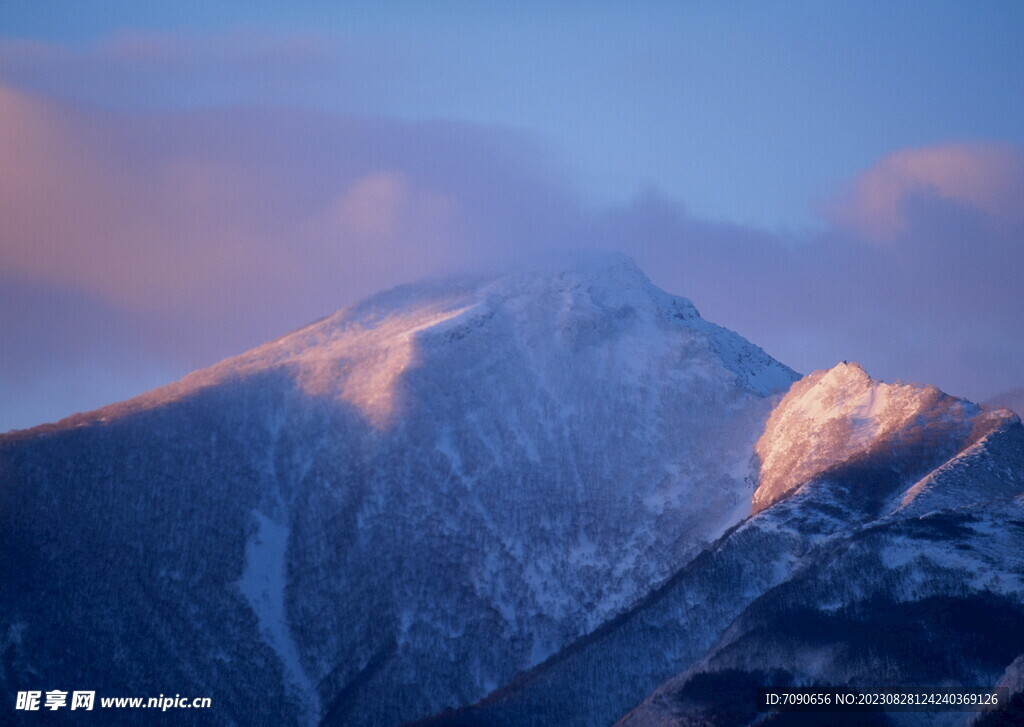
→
(832, 142, 1024, 239)
(0, 85, 574, 368)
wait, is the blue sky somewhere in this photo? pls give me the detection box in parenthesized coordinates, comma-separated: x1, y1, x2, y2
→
(5, 1, 1022, 227)
(2, 2, 1023, 430)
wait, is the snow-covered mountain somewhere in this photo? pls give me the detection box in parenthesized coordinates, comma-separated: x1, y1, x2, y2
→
(417, 363, 1024, 727)
(0, 255, 799, 726)
(5, 256, 1022, 727)
(615, 367, 1024, 727)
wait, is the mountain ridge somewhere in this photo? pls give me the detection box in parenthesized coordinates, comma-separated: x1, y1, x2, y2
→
(5, 255, 792, 438)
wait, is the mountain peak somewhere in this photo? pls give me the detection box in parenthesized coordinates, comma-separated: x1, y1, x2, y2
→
(752, 362, 984, 513)
(817, 359, 870, 384)
(21, 256, 794, 434)
(476, 251, 695, 320)
(342, 252, 665, 322)
(535, 251, 660, 296)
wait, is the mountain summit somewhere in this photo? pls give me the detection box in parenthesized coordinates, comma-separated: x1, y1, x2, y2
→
(28, 255, 793, 435)
(753, 361, 1007, 513)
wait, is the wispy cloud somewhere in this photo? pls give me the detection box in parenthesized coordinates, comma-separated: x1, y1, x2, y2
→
(0, 84, 576, 369)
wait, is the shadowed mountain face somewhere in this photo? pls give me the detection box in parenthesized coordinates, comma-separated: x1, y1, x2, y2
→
(1, 256, 801, 727)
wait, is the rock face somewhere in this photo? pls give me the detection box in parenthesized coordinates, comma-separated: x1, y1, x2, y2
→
(0, 256, 798, 727)
(413, 364, 1024, 727)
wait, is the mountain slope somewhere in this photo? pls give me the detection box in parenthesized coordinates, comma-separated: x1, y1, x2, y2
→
(413, 364, 1024, 727)
(617, 370, 1024, 727)
(0, 256, 797, 727)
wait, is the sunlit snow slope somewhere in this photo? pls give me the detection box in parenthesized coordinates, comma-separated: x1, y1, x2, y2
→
(753, 361, 1002, 513)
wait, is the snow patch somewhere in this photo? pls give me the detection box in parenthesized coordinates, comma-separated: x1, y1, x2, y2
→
(238, 511, 319, 724)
